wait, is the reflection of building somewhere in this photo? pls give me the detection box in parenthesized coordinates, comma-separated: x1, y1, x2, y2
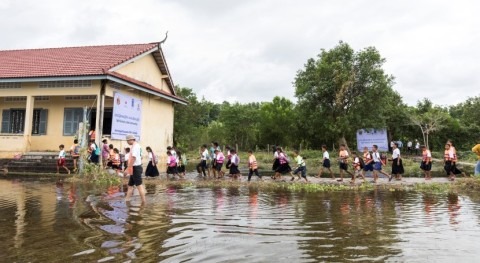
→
(0, 42, 187, 168)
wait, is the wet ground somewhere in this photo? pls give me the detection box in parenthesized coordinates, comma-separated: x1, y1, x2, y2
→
(1, 175, 480, 262)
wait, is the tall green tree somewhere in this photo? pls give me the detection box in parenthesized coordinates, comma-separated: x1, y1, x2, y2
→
(258, 96, 296, 147)
(294, 41, 400, 148)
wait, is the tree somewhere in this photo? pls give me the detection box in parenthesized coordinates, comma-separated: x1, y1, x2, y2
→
(294, 41, 399, 149)
(409, 98, 449, 149)
(258, 96, 296, 147)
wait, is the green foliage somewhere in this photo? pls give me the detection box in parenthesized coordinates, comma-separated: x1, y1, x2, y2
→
(76, 161, 121, 185)
(173, 42, 480, 153)
(294, 41, 398, 148)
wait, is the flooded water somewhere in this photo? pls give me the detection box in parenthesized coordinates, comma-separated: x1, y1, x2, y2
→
(1, 177, 480, 262)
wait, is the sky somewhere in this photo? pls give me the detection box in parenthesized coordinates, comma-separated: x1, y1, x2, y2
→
(0, 0, 479, 106)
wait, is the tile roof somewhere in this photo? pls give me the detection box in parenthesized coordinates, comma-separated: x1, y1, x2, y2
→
(107, 71, 187, 104)
(0, 43, 159, 78)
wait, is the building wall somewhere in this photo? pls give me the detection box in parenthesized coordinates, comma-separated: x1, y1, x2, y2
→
(114, 54, 172, 94)
(0, 81, 101, 157)
(105, 85, 174, 170)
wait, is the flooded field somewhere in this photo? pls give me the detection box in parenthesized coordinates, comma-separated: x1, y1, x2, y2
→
(1, 176, 480, 262)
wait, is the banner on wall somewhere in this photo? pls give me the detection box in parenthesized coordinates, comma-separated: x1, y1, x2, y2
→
(111, 92, 142, 141)
(356, 128, 388, 152)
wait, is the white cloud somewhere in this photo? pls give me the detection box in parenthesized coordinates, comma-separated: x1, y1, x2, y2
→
(0, 0, 479, 106)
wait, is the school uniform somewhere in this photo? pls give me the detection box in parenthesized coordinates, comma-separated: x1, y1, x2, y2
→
(275, 152, 292, 174)
(322, 151, 331, 168)
(391, 148, 404, 174)
(216, 152, 225, 172)
(272, 151, 280, 171)
(372, 152, 382, 171)
(229, 154, 241, 175)
(145, 152, 159, 177)
(420, 150, 432, 171)
(293, 155, 307, 178)
(166, 155, 178, 175)
(363, 152, 374, 172)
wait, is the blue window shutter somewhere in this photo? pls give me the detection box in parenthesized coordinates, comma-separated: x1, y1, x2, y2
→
(39, 109, 48, 135)
(1, 110, 10, 133)
(63, 109, 73, 135)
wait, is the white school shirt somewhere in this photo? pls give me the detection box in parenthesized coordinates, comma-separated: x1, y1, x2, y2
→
(148, 152, 153, 161)
(323, 151, 330, 160)
(58, 150, 66, 159)
(372, 151, 381, 162)
(407, 141, 413, 147)
(274, 151, 279, 158)
(201, 149, 209, 161)
(131, 143, 142, 166)
(125, 152, 130, 162)
(392, 148, 400, 159)
(170, 150, 177, 158)
(415, 143, 420, 149)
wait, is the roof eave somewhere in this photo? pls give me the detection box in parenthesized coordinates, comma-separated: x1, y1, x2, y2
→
(106, 75, 187, 105)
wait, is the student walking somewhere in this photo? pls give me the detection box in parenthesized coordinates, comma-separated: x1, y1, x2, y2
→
(415, 140, 420, 156)
(177, 150, 187, 178)
(229, 149, 241, 179)
(214, 149, 225, 178)
(57, 144, 70, 174)
(274, 147, 292, 180)
(70, 139, 80, 173)
(88, 139, 99, 164)
(125, 134, 146, 204)
(420, 145, 432, 180)
(372, 145, 392, 183)
(338, 144, 354, 182)
(102, 139, 110, 167)
(351, 151, 366, 184)
(247, 150, 262, 181)
(123, 147, 130, 172)
(445, 141, 467, 180)
(291, 150, 308, 182)
(197, 144, 208, 177)
(166, 151, 179, 179)
(317, 145, 334, 179)
(111, 148, 121, 172)
(361, 147, 374, 179)
(391, 143, 404, 180)
(145, 146, 159, 177)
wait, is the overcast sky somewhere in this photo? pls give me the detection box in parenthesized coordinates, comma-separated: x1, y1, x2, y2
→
(1, 0, 478, 106)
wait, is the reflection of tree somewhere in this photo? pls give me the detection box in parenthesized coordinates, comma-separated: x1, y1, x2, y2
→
(298, 190, 402, 261)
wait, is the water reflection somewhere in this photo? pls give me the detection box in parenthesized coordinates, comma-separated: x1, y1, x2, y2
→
(1, 178, 480, 262)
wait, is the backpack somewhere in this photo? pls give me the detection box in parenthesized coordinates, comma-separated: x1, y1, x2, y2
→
(152, 152, 159, 164)
(94, 144, 100, 156)
(358, 157, 365, 169)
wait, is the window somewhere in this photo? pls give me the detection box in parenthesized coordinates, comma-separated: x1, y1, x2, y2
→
(39, 80, 91, 88)
(63, 108, 84, 136)
(0, 83, 21, 89)
(32, 109, 48, 135)
(1, 109, 48, 135)
(4, 97, 26, 102)
(35, 96, 50, 101)
(65, 95, 96, 100)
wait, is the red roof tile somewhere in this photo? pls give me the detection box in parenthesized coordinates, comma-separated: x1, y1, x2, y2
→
(0, 43, 159, 78)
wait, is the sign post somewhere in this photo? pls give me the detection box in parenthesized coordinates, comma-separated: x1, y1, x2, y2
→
(111, 92, 142, 141)
(356, 129, 389, 152)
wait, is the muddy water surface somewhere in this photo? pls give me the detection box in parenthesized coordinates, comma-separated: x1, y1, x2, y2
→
(1, 177, 480, 262)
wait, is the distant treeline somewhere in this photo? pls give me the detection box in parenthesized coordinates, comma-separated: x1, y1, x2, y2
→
(173, 41, 480, 152)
